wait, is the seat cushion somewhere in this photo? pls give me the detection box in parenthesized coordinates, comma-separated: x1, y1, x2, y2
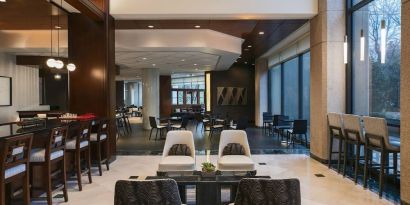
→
(90, 133, 107, 141)
(217, 155, 255, 171)
(5, 164, 26, 179)
(65, 139, 89, 150)
(30, 149, 64, 162)
(222, 143, 245, 156)
(158, 156, 195, 171)
(168, 144, 192, 156)
(212, 125, 224, 128)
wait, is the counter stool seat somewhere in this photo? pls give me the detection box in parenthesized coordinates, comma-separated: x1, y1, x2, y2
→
(66, 140, 89, 149)
(5, 164, 26, 179)
(30, 149, 64, 162)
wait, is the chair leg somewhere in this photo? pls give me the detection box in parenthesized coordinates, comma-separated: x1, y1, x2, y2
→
(62, 156, 68, 202)
(149, 128, 153, 140)
(363, 146, 369, 189)
(23, 171, 30, 205)
(105, 140, 110, 171)
(0, 180, 5, 205)
(97, 143, 103, 176)
(354, 143, 361, 184)
(379, 149, 386, 198)
(393, 152, 398, 177)
(337, 138, 343, 173)
(343, 140, 348, 177)
(45, 163, 52, 205)
(76, 150, 82, 191)
(86, 148, 92, 183)
(304, 134, 308, 147)
(155, 129, 159, 141)
(328, 136, 333, 168)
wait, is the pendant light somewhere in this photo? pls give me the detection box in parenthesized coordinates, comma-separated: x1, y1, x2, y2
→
(343, 35, 348, 64)
(54, 2, 64, 69)
(66, 63, 76, 72)
(360, 29, 365, 61)
(380, 19, 386, 64)
(46, 13, 56, 68)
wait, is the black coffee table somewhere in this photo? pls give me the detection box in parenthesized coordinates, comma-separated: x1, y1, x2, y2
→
(133, 172, 270, 205)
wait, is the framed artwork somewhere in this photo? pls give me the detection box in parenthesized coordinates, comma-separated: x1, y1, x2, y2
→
(0, 76, 12, 106)
(216, 87, 247, 105)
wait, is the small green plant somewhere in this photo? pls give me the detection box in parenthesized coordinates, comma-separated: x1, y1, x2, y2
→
(201, 162, 216, 173)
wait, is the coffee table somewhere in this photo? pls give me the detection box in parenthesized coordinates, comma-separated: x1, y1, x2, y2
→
(132, 172, 270, 205)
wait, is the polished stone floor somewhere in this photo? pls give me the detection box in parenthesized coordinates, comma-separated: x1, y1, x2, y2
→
(54, 155, 394, 205)
(116, 117, 310, 155)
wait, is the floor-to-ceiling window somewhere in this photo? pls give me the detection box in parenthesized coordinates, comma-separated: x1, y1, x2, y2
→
(171, 74, 205, 106)
(268, 51, 310, 121)
(350, 0, 401, 126)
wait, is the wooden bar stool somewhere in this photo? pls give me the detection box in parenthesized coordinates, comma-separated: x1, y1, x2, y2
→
(65, 121, 92, 191)
(90, 119, 110, 176)
(327, 113, 345, 173)
(363, 116, 400, 198)
(0, 133, 33, 205)
(30, 126, 68, 205)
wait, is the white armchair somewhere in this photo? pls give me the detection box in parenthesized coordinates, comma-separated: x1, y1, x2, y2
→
(217, 130, 255, 172)
(158, 131, 196, 172)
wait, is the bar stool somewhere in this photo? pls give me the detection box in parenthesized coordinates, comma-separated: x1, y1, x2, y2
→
(0, 133, 33, 205)
(90, 119, 110, 176)
(65, 121, 92, 191)
(30, 126, 68, 205)
(327, 113, 344, 173)
(341, 114, 364, 183)
(363, 116, 400, 198)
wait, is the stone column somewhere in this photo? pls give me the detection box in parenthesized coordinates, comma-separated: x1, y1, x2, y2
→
(309, 0, 346, 161)
(255, 58, 269, 127)
(401, 0, 410, 203)
(142, 68, 160, 130)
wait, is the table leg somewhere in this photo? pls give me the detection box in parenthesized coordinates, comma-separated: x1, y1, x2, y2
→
(197, 183, 219, 205)
(178, 185, 186, 204)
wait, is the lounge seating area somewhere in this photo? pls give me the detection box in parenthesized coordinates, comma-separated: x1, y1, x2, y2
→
(1, 0, 409, 204)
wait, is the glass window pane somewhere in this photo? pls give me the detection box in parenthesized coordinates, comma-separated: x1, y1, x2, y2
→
(283, 58, 299, 119)
(178, 91, 184, 105)
(270, 65, 282, 115)
(172, 91, 178, 105)
(186, 92, 192, 105)
(302, 52, 310, 123)
(352, 0, 401, 123)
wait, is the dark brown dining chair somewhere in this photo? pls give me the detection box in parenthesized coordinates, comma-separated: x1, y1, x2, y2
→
(149, 116, 167, 141)
(287, 120, 308, 146)
(30, 126, 68, 205)
(90, 119, 110, 176)
(65, 121, 92, 191)
(0, 133, 33, 205)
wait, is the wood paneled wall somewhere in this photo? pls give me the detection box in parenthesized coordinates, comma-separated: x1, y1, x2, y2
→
(160, 75, 172, 117)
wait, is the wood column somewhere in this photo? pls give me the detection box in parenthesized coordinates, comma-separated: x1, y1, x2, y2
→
(160, 75, 172, 117)
(401, 0, 410, 203)
(67, 12, 116, 157)
(309, 0, 346, 161)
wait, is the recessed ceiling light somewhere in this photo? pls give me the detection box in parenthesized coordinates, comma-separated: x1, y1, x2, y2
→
(194, 64, 197, 66)
(142, 57, 147, 60)
(248, 45, 252, 48)
(0, 0, 6, 2)
(245, 62, 248, 64)
(148, 25, 154, 28)
(258, 31, 265, 35)
(195, 68, 199, 70)
(181, 59, 185, 62)
(152, 64, 156, 67)
(195, 25, 201, 28)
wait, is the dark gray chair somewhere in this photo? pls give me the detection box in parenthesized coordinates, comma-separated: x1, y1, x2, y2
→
(233, 178, 301, 205)
(114, 179, 182, 205)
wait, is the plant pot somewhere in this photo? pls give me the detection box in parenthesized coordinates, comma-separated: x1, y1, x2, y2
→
(201, 170, 216, 178)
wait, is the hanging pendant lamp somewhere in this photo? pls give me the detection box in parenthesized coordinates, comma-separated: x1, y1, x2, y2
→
(54, 2, 64, 69)
(46, 13, 56, 68)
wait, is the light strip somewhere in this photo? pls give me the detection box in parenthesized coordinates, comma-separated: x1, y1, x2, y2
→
(360, 29, 365, 61)
(380, 20, 386, 64)
(344, 36, 348, 64)
(205, 73, 211, 112)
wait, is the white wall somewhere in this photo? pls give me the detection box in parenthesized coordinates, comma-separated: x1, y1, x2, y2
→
(0, 53, 49, 123)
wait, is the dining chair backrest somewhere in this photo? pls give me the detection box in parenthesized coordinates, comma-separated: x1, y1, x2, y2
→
(97, 119, 110, 140)
(278, 115, 289, 126)
(234, 178, 301, 205)
(342, 114, 364, 142)
(363, 116, 389, 148)
(162, 131, 195, 158)
(149, 116, 158, 128)
(292, 120, 307, 134)
(79, 121, 92, 143)
(327, 113, 343, 137)
(0, 133, 33, 180)
(263, 112, 271, 121)
(218, 130, 251, 158)
(47, 126, 67, 158)
(273, 115, 283, 126)
(236, 118, 248, 130)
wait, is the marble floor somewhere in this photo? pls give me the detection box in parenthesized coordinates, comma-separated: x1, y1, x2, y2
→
(51, 155, 394, 205)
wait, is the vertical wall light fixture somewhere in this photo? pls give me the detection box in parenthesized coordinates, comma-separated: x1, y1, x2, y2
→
(344, 36, 348, 64)
(380, 19, 386, 64)
(205, 72, 211, 112)
(360, 29, 365, 61)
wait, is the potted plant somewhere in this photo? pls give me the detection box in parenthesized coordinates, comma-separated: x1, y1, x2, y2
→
(201, 162, 216, 178)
